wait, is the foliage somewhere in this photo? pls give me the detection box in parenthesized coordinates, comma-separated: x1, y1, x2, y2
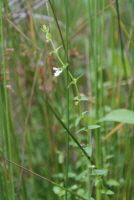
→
(0, 0, 134, 200)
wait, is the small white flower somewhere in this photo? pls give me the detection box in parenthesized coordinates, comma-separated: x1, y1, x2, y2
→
(91, 165, 95, 169)
(53, 67, 58, 71)
(53, 67, 63, 77)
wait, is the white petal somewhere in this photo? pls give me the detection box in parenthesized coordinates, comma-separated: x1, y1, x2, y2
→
(54, 69, 62, 77)
(53, 67, 58, 71)
(54, 72, 59, 77)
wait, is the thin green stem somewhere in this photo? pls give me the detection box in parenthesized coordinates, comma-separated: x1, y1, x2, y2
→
(0, 1, 15, 199)
(50, 40, 65, 66)
(116, 0, 128, 85)
(49, 37, 83, 118)
(64, 1, 69, 199)
(42, 23, 111, 200)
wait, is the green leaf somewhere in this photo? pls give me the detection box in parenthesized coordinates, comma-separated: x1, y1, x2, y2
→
(53, 186, 61, 194)
(73, 96, 88, 101)
(101, 190, 114, 195)
(49, 46, 62, 55)
(91, 169, 107, 176)
(87, 125, 101, 130)
(80, 97, 89, 101)
(75, 117, 81, 127)
(78, 170, 88, 178)
(64, 63, 68, 67)
(70, 184, 78, 190)
(97, 109, 134, 124)
(76, 74, 83, 81)
(95, 179, 100, 186)
(55, 45, 62, 53)
(101, 189, 114, 195)
(101, 189, 105, 194)
(43, 25, 47, 31)
(76, 127, 85, 133)
(77, 188, 84, 196)
(76, 125, 101, 133)
(58, 154, 64, 164)
(46, 32, 52, 40)
(42, 25, 49, 33)
(73, 96, 79, 100)
(53, 173, 64, 178)
(41, 28, 45, 32)
(82, 111, 89, 116)
(105, 190, 114, 195)
(84, 146, 92, 157)
(107, 179, 119, 186)
(106, 154, 114, 160)
(53, 186, 65, 196)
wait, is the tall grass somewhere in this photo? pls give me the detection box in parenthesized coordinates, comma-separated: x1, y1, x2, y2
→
(0, 0, 134, 200)
(63, 0, 69, 200)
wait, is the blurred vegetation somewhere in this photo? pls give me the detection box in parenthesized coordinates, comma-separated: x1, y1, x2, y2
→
(0, 0, 134, 200)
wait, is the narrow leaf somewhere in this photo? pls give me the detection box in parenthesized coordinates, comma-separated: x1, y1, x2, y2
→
(91, 169, 107, 176)
(76, 74, 83, 81)
(107, 179, 119, 186)
(87, 125, 101, 130)
(82, 111, 89, 116)
(106, 190, 114, 195)
(76, 127, 85, 134)
(79, 97, 89, 101)
(101, 189, 114, 195)
(75, 117, 81, 127)
(55, 45, 62, 53)
(73, 96, 88, 101)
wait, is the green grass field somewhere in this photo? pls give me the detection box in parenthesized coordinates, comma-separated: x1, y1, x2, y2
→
(0, 0, 134, 199)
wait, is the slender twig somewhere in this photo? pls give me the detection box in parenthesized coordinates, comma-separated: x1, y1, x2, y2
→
(48, 0, 66, 51)
(0, 155, 88, 200)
